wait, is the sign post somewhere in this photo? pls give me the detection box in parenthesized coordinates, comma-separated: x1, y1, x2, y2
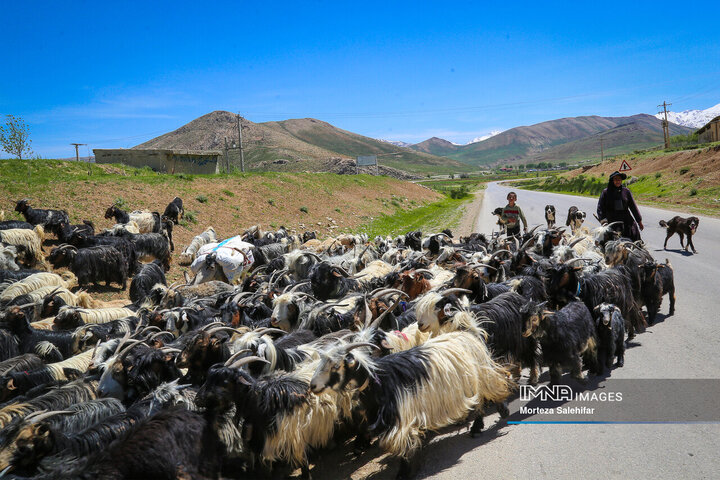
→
(619, 160, 632, 172)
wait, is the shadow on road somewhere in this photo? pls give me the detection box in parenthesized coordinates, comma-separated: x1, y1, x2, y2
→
(654, 247, 695, 257)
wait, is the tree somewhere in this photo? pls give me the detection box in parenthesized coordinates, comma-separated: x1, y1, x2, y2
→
(0, 115, 33, 160)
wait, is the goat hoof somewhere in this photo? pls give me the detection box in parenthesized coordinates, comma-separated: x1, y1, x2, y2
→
(497, 403, 510, 418)
(616, 359, 624, 368)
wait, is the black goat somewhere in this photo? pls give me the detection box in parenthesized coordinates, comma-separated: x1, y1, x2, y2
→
(116, 231, 171, 271)
(129, 260, 166, 305)
(162, 196, 184, 224)
(472, 291, 542, 384)
(98, 343, 180, 405)
(2, 306, 78, 359)
(0, 220, 33, 230)
(83, 407, 224, 480)
(543, 261, 645, 339)
(48, 245, 128, 289)
(593, 303, 625, 372)
(522, 300, 598, 384)
(104, 204, 130, 224)
(14, 199, 69, 236)
(404, 230, 422, 251)
(56, 220, 95, 244)
(69, 233, 138, 275)
(640, 258, 676, 324)
(309, 261, 361, 300)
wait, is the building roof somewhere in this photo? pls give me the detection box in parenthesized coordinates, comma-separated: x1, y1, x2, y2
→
(94, 148, 222, 156)
(696, 116, 720, 134)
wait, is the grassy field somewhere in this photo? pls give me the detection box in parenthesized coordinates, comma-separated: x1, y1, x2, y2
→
(362, 195, 473, 238)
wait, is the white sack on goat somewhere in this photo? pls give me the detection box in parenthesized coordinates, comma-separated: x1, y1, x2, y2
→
(191, 236, 255, 283)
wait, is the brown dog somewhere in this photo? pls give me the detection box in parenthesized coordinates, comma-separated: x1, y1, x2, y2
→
(659, 216, 699, 253)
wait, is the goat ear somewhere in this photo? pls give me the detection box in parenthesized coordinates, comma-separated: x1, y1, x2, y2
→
(380, 338, 391, 350)
(6, 378, 16, 390)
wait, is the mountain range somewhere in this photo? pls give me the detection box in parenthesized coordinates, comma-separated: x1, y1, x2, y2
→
(407, 114, 692, 166)
(135, 106, 707, 175)
(654, 103, 720, 129)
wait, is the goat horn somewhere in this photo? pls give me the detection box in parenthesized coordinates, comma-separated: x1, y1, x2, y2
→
(528, 225, 541, 235)
(470, 263, 497, 271)
(200, 321, 225, 331)
(490, 249, 512, 260)
(565, 257, 592, 265)
(413, 268, 435, 278)
(113, 331, 132, 355)
(302, 252, 323, 261)
(140, 326, 161, 334)
(568, 237, 585, 248)
(289, 281, 310, 293)
(223, 349, 252, 366)
(371, 288, 409, 299)
(205, 326, 241, 336)
(257, 328, 287, 337)
(118, 339, 145, 361)
(368, 292, 405, 329)
(441, 288, 472, 297)
(606, 221, 624, 228)
(146, 331, 172, 342)
(340, 342, 381, 353)
(25, 410, 74, 424)
(230, 355, 270, 369)
(160, 347, 182, 354)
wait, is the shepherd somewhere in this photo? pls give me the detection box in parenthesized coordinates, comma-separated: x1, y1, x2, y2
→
(597, 171, 644, 241)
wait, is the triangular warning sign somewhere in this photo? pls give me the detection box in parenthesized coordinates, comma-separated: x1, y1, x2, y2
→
(619, 160, 632, 172)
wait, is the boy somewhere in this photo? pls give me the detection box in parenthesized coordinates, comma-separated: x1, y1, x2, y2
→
(500, 191, 528, 236)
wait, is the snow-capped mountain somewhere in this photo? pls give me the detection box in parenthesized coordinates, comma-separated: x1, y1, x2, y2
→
(468, 130, 502, 144)
(654, 103, 720, 129)
(378, 139, 413, 148)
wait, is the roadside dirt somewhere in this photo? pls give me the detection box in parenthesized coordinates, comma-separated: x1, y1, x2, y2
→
(456, 189, 485, 237)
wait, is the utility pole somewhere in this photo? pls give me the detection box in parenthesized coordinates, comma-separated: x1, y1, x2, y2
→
(70, 143, 86, 162)
(658, 101, 672, 148)
(223, 137, 229, 173)
(599, 136, 604, 162)
(237, 114, 245, 172)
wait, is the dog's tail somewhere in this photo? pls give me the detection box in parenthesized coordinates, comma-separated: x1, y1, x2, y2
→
(665, 258, 673, 271)
(659, 220, 668, 228)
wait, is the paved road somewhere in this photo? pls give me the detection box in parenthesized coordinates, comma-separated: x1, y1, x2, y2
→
(312, 182, 720, 480)
(415, 182, 720, 480)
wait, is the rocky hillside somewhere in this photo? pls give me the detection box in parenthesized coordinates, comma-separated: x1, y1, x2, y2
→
(136, 111, 469, 176)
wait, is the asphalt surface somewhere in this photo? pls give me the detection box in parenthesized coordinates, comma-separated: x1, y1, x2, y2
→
(311, 182, 720, 480)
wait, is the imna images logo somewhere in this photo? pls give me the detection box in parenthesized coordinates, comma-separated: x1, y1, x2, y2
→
(520, 385, 573, 402)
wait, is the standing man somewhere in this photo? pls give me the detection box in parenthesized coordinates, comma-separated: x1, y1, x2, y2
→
(597, 171, 644, 241)
(501, 191, 528, 237)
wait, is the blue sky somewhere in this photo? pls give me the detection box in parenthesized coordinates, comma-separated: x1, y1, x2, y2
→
(2, 1, 719, 158)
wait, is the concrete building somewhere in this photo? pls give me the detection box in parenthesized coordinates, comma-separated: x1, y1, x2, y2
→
(93, 148, 222, 174)
(697, 116, 720, 144)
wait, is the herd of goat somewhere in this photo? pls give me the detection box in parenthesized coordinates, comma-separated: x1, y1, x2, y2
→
(0, 196, 677, 479)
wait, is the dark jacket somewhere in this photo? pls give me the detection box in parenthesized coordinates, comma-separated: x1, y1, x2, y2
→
(597, 180, 642, 241)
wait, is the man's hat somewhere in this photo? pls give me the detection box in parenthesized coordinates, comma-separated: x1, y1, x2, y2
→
(609, 171, 627, 180)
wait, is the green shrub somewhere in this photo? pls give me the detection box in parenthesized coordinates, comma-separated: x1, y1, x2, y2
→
(655, 172, 662, 179)
(689, 188, 698, 196)
(222, 189, 235, 197)
(268, 198, 275, 206)
(113, 197, 128, 210)
(300, 206, 308, 213)
(447, 185, 470, 199)
(679, 167, 690, 175)
(181, 210, 198, 225)
(196, 194, 208, 203)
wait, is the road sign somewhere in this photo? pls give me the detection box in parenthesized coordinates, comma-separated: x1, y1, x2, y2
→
(619, 160, 632, 172)
(357, 155, 377, 167)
